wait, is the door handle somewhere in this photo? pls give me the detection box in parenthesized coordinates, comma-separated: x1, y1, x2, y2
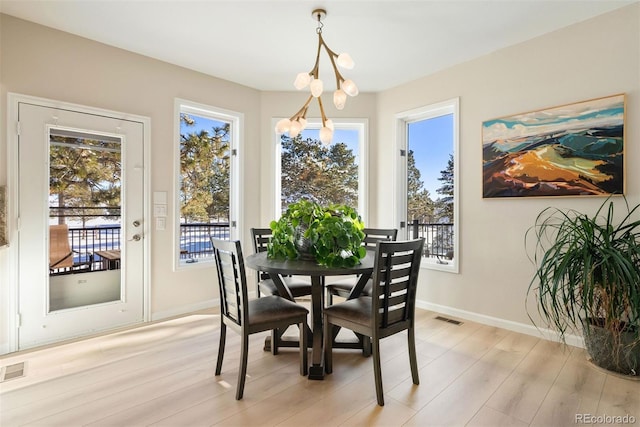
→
(129, 234, 142, 242)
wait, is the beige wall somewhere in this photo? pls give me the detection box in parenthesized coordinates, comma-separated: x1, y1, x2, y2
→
(376, 4, 640, 332)
(1, 3, 638, 352)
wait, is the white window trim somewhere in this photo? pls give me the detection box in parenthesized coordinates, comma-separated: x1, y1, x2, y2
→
(272, 118, 369, 224)
(395, 97, 459, 273)
(174, 98, 243, 271)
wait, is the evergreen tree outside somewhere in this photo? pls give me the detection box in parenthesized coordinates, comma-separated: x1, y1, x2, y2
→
(435, 154, 454, 222)
(49, 135, 121, 226)
(280, 134, 358, 211)
(179, 113, 230, 223)
(407, 149, 434, 223)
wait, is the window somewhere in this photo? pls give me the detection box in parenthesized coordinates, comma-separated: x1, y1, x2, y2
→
(175, 100, 241, 268)
(397, 98, 459, 273)
(274, 119, 368, 221)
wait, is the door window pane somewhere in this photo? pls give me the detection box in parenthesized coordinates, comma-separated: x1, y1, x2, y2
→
(49, 129, 122, 311)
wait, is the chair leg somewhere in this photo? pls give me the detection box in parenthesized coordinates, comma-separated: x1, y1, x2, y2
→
(362, 335, 372, 357)
(215, 322, 226, 375)
(324, 316, 333, 374)
(271, 328, 279, 355)
(408, 325, 420, 385)
(299, 320, 308, 376)
(372, 337, 384, 406)
(236, 334, 249, 400)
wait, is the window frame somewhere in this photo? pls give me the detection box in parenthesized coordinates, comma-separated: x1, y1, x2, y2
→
(395, 98, 460, 273)
(272, 118, 369, 224)
(174, 99, 242, 271)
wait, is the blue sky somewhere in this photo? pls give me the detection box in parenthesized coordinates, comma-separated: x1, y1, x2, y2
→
(408, 114, 453, 197)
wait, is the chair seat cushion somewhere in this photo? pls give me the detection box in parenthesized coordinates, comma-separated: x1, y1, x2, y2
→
(259, 277, 313, 298)
(248, 295, 308, 326)
(323, 297, 372, 327)
(326, 278, 372, 297)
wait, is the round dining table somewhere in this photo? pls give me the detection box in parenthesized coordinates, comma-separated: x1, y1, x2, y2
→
(245, 251, 375, 380)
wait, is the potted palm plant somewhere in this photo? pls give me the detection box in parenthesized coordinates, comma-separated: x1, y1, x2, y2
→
(526, 197, 640, 376)
(267, 199, 366, 267)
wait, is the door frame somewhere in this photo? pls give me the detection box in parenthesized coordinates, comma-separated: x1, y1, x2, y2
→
(3, 93, 151, 354)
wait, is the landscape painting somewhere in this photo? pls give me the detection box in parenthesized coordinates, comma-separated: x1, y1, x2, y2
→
(482, 94, 625, 198)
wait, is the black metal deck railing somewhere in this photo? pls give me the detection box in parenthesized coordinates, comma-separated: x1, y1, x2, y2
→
(49, 221, 231, 275)
(179, 222, 230, 261)
(409, 219, 454, 259)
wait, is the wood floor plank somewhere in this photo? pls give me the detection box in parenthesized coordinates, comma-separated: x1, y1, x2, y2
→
(484, 338, 571, 423)
(595, 372, 640, 421)
(530, 348, 607, 427)
(403, 329, 527, 426)
(466, 405, 529, 427)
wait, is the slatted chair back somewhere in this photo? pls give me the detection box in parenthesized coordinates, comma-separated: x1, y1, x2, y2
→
(212, 239, 248, 328)
(325, 228, 400, 305)
(362, 228, 398, 249)
(370, 239, 424, 334)
(250, 228, 272, 283)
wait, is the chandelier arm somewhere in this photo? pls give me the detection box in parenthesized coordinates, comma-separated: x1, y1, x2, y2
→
(316, 96, 328, 126)
(291, 95, 314, 120)
(318, 33, 346, 89)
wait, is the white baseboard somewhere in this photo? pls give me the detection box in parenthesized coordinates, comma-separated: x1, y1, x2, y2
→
(416, 299, 585, 349)
(149, 291, 257, 322)
(151, 299, 219, 321)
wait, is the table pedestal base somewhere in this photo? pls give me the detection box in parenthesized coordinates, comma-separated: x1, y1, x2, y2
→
(263, 335, 368, 380)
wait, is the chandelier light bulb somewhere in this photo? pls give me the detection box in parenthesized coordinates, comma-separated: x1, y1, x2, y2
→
(336, 53, 354, 70)
(341, 79, 359, 97)
(333, 89, 347, 110)
(294, 72, 311, 90)
(320, 126, 333, 145)
(298, 117, 308, 130)
(289, 120, 302, 138)
(310, 78, 324, 97)
(325, 119, 334, 131)
(275, 118, 291, 134)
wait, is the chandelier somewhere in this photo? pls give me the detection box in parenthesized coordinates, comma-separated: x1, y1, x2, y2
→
(275, 8, 358, 145)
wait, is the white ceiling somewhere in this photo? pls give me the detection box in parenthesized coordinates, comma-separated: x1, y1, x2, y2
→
(0, 0, 636, 92)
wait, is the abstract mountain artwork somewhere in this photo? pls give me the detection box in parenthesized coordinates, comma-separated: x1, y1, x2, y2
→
(482, 94, 625, 198)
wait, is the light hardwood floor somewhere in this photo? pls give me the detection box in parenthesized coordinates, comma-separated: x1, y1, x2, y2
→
(1, 306, 638, 426)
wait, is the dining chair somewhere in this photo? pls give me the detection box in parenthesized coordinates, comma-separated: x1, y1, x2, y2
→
(325, 227, 398, 305)
(250, 227, 313, 298)
(211, 238, 309, 400)
(323, 238, 424, 406)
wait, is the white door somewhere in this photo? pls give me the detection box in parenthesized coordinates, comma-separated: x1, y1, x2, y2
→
(17, 101, 146, 349)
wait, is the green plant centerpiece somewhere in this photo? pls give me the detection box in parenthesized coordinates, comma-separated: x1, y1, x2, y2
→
(267, 200, 366, 267)
(526, 197, 640, 376)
